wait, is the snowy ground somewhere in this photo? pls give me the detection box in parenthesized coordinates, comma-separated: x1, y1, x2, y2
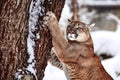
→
(43, 62, 67, 80)
(102, 55, 120, 80)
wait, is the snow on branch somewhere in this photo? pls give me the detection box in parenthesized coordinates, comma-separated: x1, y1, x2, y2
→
(107, 13, 120, 33)
(27, 0, 45, 79)
(107, 13, 120, 23)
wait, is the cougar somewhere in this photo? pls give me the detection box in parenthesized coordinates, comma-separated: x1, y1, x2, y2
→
(44, 12, 113, 80)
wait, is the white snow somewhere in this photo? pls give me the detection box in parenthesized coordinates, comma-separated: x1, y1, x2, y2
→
(15, 0, 45, 79)
(27, 37, 35, 63)
(107, 13, 120, 34)
(15, 69, 24, 79)
(91, 30, 120, 56)
(26, 0, 45, 79)
(26, 62, 37, 76)
(102, 55, 120, 80)
(43, 62, 67, 80)
(91, 13, 120, 56)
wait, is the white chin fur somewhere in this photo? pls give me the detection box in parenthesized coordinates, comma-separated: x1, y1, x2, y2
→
(67, 33, 89, 42)
(67, 33, 76, 41)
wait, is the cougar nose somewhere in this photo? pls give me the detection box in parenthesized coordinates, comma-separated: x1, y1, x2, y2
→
(68, 31, 74, 34)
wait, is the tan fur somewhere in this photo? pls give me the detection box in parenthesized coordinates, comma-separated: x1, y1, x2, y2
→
(44, 12, 113, 80)
(48, 48, 63, 70)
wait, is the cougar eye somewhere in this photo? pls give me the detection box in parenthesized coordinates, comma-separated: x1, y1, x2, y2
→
(77, 27, 83, 31)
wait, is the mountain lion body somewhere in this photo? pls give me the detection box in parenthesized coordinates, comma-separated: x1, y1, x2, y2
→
(44, 12, 113, 80)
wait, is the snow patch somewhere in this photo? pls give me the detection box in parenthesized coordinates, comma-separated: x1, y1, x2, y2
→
(43, 62, 67, 80)
(27, 0, 45, 79)
(15, 0, 45, 79)
(15, 69, 24, 80)
(107, 13, 120, 34)
(102, 55, 120, 80)
(91, 13, 120, 56)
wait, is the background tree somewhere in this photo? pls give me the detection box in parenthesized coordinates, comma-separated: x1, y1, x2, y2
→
(0, 0, 65, 80)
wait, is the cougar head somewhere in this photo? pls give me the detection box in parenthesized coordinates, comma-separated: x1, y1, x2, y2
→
(66, 20, 91, 42)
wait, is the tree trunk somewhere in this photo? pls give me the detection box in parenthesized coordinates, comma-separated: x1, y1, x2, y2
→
(0, 0, 65, 80)
(0, 0, 30, 80)
(71, 0, 79, 21)
(36, 1, 65, 79)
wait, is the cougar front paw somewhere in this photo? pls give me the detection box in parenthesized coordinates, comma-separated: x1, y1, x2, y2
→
(43, 11, 57, 25)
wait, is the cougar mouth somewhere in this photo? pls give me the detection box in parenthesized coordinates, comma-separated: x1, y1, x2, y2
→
(67, 32, 89, 42)
(67, 33, 77, 41)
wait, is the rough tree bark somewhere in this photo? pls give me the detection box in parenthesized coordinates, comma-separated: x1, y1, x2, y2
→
(0, 0, 30, 80)
(0, 0, 65, 80)
(35, 0, 65, 80)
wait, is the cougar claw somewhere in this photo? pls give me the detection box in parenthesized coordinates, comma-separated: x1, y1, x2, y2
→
(43, 11, 56, 25)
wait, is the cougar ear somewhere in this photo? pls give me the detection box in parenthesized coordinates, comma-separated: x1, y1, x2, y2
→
(68, 19, 72, 23)
(88, 23, 95, 31)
